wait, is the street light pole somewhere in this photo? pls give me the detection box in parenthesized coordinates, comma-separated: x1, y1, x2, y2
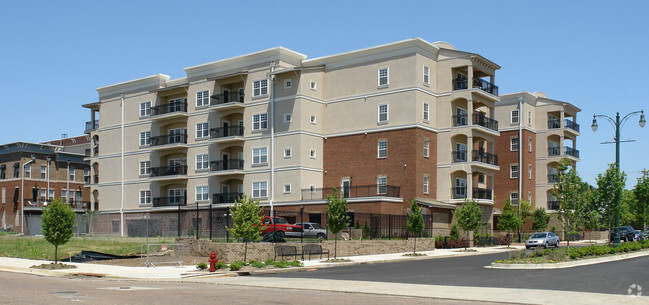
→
(591, 110, 645, 246)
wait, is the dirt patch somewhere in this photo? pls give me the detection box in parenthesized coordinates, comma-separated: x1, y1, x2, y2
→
(31, 263, 77, 270)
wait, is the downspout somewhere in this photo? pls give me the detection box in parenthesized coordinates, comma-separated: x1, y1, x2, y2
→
(518, 96, 523, 242)
(269, 62, 276, 218)
(120, 92, 125, 237)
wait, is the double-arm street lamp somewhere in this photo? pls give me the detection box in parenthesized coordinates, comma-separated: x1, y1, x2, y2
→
(591, 110, 646, 246)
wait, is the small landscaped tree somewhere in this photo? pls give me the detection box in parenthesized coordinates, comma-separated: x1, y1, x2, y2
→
(555, 158, 588, 247)
(632, 176, 649, 229)
(326, 188, 350, 259)
(226, 195, 265, 263)
(41, 199, 76, 264)
(531, 208, 549, 232)
(498, 200, 522, 247)
(406, 200, 425, 254)
(454, 200, 482, 250)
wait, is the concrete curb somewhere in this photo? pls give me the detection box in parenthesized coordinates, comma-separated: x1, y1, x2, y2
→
(488, 248, 649, 269)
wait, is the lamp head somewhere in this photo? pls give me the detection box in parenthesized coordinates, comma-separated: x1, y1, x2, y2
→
(640, 111, 646, 128)
(591, 115, 598, 132)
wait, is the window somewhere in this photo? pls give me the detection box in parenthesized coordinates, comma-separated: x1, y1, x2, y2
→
(310, 149, 316, 159)
(69, 166, 75, 181)
(40, 165, 46, 179)
(378, 104, 388, 123)
(253, 147, 268, 164)
(140, 190, 151, 205)
(510, 192, 519, 205)
(423, 103, 429, 122)
(528, 192, 533, 203)
(378, 68, 388, 86)
(24, 164, 31, 178)
(1, 166, 5, 179)
(511, 110, 519, 124)
(423, 139, 429, 158)
(13, 163, 19, 178)
(377, 176, 387, 194)
(284, 113, 292, 123)
(511, 164, 519, 179)
(253, 79, 268, 96)
(196, 122, 209, 138)
(196, 186, 209, 201)
(83, 168, 89, 182)
(196, 154, 209, 170)
(283, 184, 291, 194)
(528, 164, 533, 179)
(423, 66, 430, 85)
(168, 98, 184, 112)
(378, 140, 388, 158)
(284, 148, 292, 158)
(196, 90, 210, 107)
(511, 137, 519, 151)
(140, 101, 151, 117)
(423, 176, 429, 194)
(253, 113, 268, 130)
(310, 115, 316, 124)
(528, 111, 532, 126)
(284, 79, 292, 88)
(61, 190, 67, 202)
(478, 174, 486, 184)
(140, 131, 151, 146)
(310, 80, 316, 90)
(455, 178, 467, 198)
(252, 181, 268, 198)
(528, 138, 533, 152)
(49, 189, 54, 200)
(40, 189, 46, 201)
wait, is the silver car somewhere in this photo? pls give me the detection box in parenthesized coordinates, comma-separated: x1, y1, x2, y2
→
(525, 232, 560, 249)
(295, 222, 328, 239)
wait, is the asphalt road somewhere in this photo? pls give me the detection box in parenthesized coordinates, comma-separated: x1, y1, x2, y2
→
(0, 272, 498, 305)
(264, 252, 649, 295)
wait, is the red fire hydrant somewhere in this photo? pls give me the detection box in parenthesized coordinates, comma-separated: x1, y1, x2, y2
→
(208, 251, 218, 272)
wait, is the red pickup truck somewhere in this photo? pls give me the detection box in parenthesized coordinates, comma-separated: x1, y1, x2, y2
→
(261, 216, 303, 237)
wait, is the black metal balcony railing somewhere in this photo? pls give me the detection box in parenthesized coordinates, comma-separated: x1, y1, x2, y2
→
(452, 77, 499, 96)
(93, 146, 99, 155)
(301, 185, 401, 200)
(453, 150, 467, 162)
(68, 201, 91, 210)
(564, 147, 580, 158)
(452, 187, 467, 199)
(547, 201, 560, 210)
(210, 92, 244, 106)
(213, 192, 243, 204)
(85, 120, 99, 132)
(565, 119, 580, 132)
(472, 113, 498, 131)
(210, 126, 244, 139)
(452, 114, 468, 126)
(150, 165, 187, 177)
(153, 197, 187, 207)
(150, 134, 188, 146)
(93, 174, 99, 184)
(472, 150, 498, 166)
(473, 187, 492, 200)
(548, 147, 561, 156)
(210, 159, 244, 172)
(548, 119, 561, 129)
(151, 101, 187, 116)
(548, 174, 559, 183)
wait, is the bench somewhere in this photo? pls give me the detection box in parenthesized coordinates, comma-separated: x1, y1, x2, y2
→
(274, 245, 301, 261)
(302, 244, 330, 260)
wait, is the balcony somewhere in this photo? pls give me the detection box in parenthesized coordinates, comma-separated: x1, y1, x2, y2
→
(210, 159, 244, 172)
(452, 114, 468, 127)
(452, 76, 499, 96)
(150, 165, 187, 177)
(151, 101, 187, 117)
(68, 201, 91, 210)
(565, 119, 580, 132)
(150, 134, 188, 148)
(213, 192, 243, 204)
(85, 120, 99, 133)
(472, 113, 498, 131)
(548, 174, 559, 183)
(453, 150, 467, 162)
(210, 92, 244, 107)
(210, 126, 244, 140)
(93, 174, 99, 184)
(452, 187, 467, 199)
(472, 150, 498, 166)
(547, 201, 560, 210)
(548, 119, 561, 129)
(473, 188, 492, 200)
(301, 185, 401, 200)
(548, 147, 561, 156)
(153, 197, 187, 207)
(564, 147, 580, 158)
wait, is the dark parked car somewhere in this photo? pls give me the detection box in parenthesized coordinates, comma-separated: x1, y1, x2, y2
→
(610, 226, 635, 242)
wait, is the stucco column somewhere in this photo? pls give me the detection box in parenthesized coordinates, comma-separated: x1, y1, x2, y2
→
(466, 171, 473, 200)
(467, 99, 473, 125)
(467, 65, 473, 89)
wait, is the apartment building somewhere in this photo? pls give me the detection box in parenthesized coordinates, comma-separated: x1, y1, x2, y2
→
(0, 137, 91, 235)
(493, 91, 580, 214)
(84, 38, 503, 235)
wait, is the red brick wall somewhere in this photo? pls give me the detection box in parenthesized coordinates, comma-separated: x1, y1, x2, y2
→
(493, 129, 536, 209)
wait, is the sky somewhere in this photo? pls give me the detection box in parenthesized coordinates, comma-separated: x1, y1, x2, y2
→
(1, 0, 648, 188)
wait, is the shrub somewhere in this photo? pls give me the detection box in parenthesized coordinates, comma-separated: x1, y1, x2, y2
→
(229, 262, 243, 271)
(215, 261, 227, 269)
(272, 261, 289, 268)
(196, 262, 207, 270)
(264, 258, 274, 265)
(250, 261, 266, 268)
(450, 225, 460, 241)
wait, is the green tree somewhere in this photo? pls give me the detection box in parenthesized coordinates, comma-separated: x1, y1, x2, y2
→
(326, 188, 350, 259)
(531, 208, 549, 232)
(453, 200, 482, 250)
(595, 163, 627, 244)
(632, 176, 649, 229)
(41, 199, 76, 264)
(498, 200, 522, 247)
(553, 158, 587, 247)
(226, 195, 265, 263)
(406, 200, 425, 254)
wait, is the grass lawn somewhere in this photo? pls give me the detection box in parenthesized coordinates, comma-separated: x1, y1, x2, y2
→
(0, 235, 174, 261)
